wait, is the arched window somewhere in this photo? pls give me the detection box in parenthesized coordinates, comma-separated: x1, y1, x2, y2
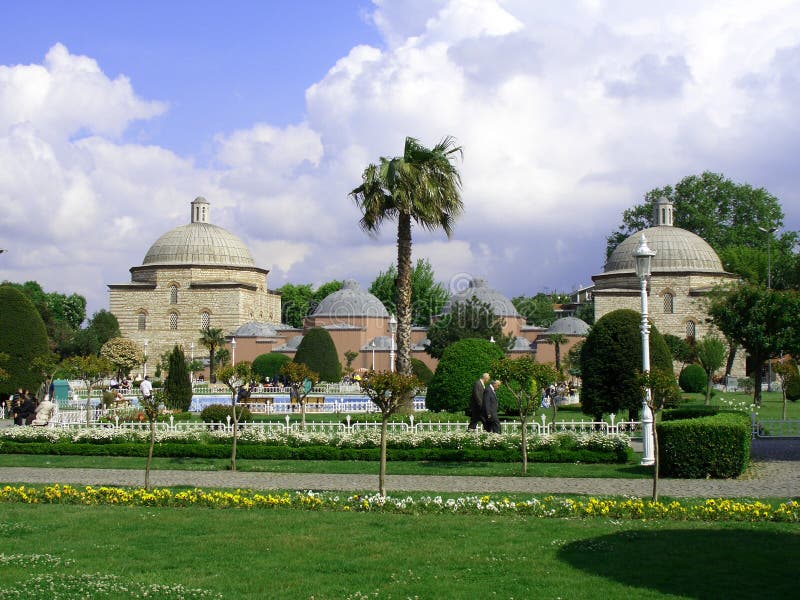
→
(169, 284, 178, 305)
(137, 312, 147, 331)
(685, 320, 696, 340)
(169, 312, 179, 331)
(201, 311, 210, 328)
(663, 293, 674, 314)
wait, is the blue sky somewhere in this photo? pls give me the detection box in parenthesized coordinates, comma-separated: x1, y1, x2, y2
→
(1, 0, 799, 317)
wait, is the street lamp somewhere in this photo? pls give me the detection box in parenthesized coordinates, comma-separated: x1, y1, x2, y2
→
(388, 314, 397, 373)
(190, 342, 195, 361)
(231, 337, 237, 366)
(758, 225, 778, 392)
(143, 340, 148, 379)
(370, 340, 376, 370)
(634, 234, 656, 467)
(489, 336, 496, 344)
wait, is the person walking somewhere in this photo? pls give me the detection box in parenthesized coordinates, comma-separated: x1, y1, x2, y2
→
(468, 373, 490, 430)
(139, 376, 153, 401)
(482, 380, 502, 434)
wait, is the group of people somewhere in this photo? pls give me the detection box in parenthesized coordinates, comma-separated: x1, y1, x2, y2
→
(469, 373, 503, 433)
(7, 389, 56, 426)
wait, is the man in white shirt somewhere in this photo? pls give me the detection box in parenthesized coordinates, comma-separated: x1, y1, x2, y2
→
(139, 376, 153, 400)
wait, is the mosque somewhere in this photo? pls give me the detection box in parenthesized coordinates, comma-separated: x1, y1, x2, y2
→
(108, 196, 739, 379)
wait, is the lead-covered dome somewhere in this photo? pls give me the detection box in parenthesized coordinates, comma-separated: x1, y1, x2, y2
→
(141, 197, 255, 267)
(545, 316, 590, 336)
(312, 279, 389, 318)
(442, 278, 519, 318)
(604, 226, 724, 274)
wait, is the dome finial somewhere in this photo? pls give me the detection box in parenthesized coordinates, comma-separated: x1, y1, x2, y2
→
(191, 197, 210, 224)
(653, 198, 674, 227)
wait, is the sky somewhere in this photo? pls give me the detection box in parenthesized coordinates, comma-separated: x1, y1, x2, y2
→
(1, 0, 799, 319)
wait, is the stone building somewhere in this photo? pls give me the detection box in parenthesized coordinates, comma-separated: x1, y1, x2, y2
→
(108, 197, 281, 374)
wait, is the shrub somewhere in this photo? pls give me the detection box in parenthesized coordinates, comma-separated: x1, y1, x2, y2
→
(252, 353, 291, 382)
(787, 376, 800, 402)
(679, 364, 707, 393)
(163, 345, 192, 411)
(661, 405, 720, 421)
(580, 309, 672, 419)
(200, 404, 253, 423)
(0, 285, 50, 394)
(410, 358, 434, 385)
(658, 412, 750, 478)
(294, 327, 342, 382)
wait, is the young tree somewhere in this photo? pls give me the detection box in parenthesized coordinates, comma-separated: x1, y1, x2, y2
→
(59, 355, 113, 424)
(100, 337, 144, 380)
(343, 350, 359, 374)
(163, 345, 193, 411)
(351, 136, 464, 376)
(774, 357, 800, 420)
(426, 297, 514, 359)
(639, 368, 681, 502)
(358, 370, 421, 496)
(663, 334, 695, 368)
(31, 352, 61, 399)
(369, 259, 449, 326)
(694, 336, 727, 405)
(280, 361, 320, 430)
(293, 327, 342, 382)
(216, 361, 253, 472)
(139, 389, 164, 491)
(198, 326, 225, 383)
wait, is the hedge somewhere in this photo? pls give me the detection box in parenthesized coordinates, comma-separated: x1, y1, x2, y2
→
(661, 405, 720, 421)
(657, 412, 750, 478)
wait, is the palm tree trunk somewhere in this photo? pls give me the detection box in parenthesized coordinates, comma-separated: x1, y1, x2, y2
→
(209, 347, 216, 383)
(395, 212, 413, 376)
(555, 344, 561, 371)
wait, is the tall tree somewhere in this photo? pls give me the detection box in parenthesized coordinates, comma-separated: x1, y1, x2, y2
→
(511, 293, 566, 327)
(351, 136, 464, 375)
(198, 326, 225, 383)
(276, 280, 343, 328)
(425, 297, 514, 359)
(707, 284, 800, 407)
(0, 285, 51, 394)
(369, 258, 448, 326)
(163, 345, 193, 411)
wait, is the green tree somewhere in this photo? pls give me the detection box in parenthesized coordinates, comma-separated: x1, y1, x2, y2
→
(369, 258, 448, 326)
(351, 136, 464, 376)
(139, 389, 164, 491)
(310, 280, 343, 313)
(100, 337, 144, 380)
(68, 310, 121, 357)
(409, 358, 434, 385)
(164, 345, 192, 411)
(548, 333, 568, 372)
(280, 361, 320, 430)
(775, 357, 800, 419)
(663, 334, 695, 367)
(637, 368, 681, 501)
(694, 336, 727, 405)
(0, 285, 51, 394)
(198, 326, 225, 383)
(343, 350, 359, 374)
(59, 355, 113, 425)
(358, 370, 422, 496)
(426, 297, 514, 359)
(252, 352, 291, 382)
(563, 340, 584, 378)
(511, 293, 559, 327)
(574, 301, 595, 326)
(580, 309, 672, 420)
(708, 284, 800, 406)
(216, 361, 254, 472)
(293, 327, 341, 382)
(277, 281, 343, 328)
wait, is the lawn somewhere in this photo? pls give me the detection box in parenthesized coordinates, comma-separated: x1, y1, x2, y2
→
(0, 503, 796, 599)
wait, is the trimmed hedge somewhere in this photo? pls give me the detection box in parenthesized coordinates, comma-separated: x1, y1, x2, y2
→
(661, 405, 720, 421)
(678, 364, 707, 393)
(657, 412, 750, 478)
(200, 404, 252, 423)
(252, 353, 291, 381)
(294, 327, 342, 382)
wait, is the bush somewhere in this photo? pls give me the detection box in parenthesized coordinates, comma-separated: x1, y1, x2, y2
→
(200, 404, 253, 423)
(580, 309, 672, 419)
(0, 285, 50, 394)
(425, 339, 507, 412)
(293, 327, 342, 382)
(679, 364, 707, 393)
(786, 377, 800, 402)
(252, 353, 291, 382)
(163, 345, 193, 411)
(661, 405, 720, 421)
(658, 412, 750, 478)
(410, 358, 434, 385)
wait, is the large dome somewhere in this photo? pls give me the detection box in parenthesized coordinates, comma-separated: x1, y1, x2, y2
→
(443, 278, 519, 318)
(604, 226, 724, 274)
(141, 197, 255, 267)
(312, 279, 389, 318)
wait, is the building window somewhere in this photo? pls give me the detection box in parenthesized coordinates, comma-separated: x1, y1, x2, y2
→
(663, 293, 674, 314)
(169, 284, 178, 304)
(201, 311, 210, 328)
(137, 312, 147, 331)
(685, 320, 696, 339)
(169, 312, 179, 330)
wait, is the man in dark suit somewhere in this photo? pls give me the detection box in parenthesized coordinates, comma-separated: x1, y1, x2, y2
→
(482, 380, 502, 433)
(468, 373, 490, 430)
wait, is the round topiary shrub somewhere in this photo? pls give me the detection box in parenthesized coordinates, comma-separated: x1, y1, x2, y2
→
(294, 327, 342, 382)
(786, 376, 800, 402)
(200, 404, 252, 423)
(410, 358, 434, 386)
(426, 338, 507, 413)
(679, 364, 707, 393)
(252, 352, 291, 382)
(0, 285, 50, 394)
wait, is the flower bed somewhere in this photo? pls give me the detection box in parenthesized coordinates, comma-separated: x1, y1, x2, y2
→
(1, 484, 797, 522)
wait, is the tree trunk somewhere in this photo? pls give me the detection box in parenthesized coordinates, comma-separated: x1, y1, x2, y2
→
(705, 374, 713, 405)
(379, 417, 388, 497)
(520, 416, 528, 474)
(725, 343, 737, 377)
(753, 360, 764, 407)
(146, 418, 155, 491)
(395, 212, 413, 376)
(85, 384, 92, 426)
(782, 385, 788, 420)
(301, 398, 306, 430)
(230, 392, 238, 472)
(209, 347, 216, 383)
(554, 344, 561, 372)
(652, 412, 660, 502)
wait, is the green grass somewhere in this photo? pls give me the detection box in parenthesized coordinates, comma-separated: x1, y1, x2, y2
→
(0, 503, 796, 599)
(0, 453, 650, 478)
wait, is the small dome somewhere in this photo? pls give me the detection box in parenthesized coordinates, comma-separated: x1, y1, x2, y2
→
(443, 278, 519, 318)
(312, 279, 389, 318)
(545, 316, 590, 336)
(604, 226, 724, 274)
(273, 335, 303, 352)
(230, 321, 278, 338)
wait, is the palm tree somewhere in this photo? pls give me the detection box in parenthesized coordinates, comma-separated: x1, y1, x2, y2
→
(198, 326, 225, 383)
(549, 333, 568, 372)
(350, 136, 463, 375)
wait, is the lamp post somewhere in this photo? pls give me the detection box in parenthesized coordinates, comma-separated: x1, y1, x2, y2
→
(758, 225, 778, 392)
(370, 340, 376, 371)
(231, 337, 236, 366)
(388, 314, 397, 373)
(143, 340, 148, 379)
(489, 336, 495, 344)
(190, 342, 194, 361)
(634, 234, 656, 467)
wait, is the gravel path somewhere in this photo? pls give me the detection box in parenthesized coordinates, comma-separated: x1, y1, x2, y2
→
(0, 439, 797, 498)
